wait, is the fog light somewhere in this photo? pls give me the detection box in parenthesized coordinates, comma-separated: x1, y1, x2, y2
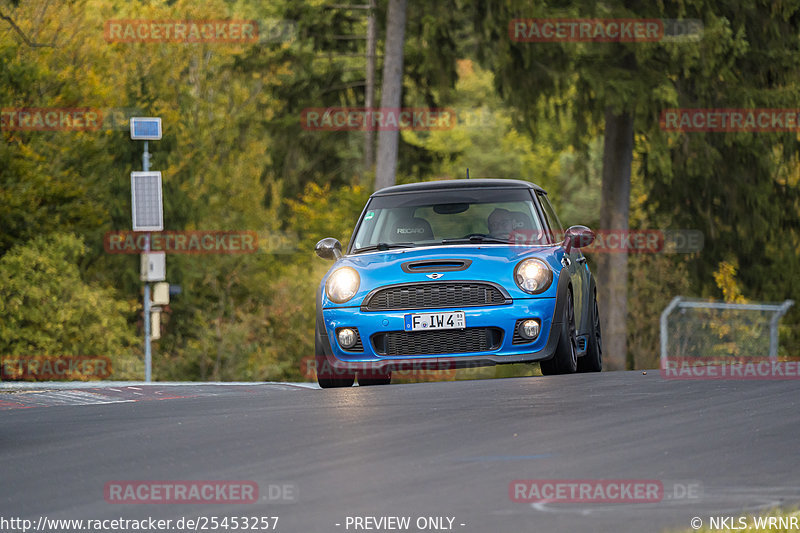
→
(337, 328, 357, 349)
(520, 319, 540, 340)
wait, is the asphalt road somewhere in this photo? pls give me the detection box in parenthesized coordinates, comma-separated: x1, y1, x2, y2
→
(2, 372, 800, 533)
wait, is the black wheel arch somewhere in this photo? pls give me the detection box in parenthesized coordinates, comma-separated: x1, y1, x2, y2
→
(577, 274, 597, 339)
(552, 267, 572, 326)
(315, 283, 335, 357)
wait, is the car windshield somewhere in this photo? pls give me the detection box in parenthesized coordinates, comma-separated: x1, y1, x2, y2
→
(351, 187, 547, 252)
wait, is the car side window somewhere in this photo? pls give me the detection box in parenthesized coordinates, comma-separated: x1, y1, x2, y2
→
(536, 192, 564, 243)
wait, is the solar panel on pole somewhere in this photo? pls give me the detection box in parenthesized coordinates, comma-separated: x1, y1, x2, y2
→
(130, 117, 163, 383)
(130, 117, 162, 140)
(131, 171, 163, 231)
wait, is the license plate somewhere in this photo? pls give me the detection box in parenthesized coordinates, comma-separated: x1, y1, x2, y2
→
(404, 311, 466, 332)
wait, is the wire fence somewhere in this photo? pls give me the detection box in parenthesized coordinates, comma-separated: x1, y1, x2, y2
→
(660, 297, 794, 362)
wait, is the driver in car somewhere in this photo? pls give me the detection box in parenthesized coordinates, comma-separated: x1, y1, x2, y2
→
(487, 208, 514, 240)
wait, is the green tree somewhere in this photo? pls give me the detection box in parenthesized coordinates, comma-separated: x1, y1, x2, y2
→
(0, 233, 140, 378)
(472, 0, 800, 368)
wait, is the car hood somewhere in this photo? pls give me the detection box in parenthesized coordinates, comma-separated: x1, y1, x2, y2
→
(321, 244, 565, 306)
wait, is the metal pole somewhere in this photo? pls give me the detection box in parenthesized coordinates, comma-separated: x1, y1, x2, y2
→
(660, 296, 682, 365)
(143, 140, 152, 382)
(768, 300, 795, 360)
(144, 283, 151, 381)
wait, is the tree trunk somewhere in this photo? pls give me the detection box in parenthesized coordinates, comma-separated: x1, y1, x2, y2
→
(363, 0, 377, 173)
(597, 107, 634, 370)
(374, 0, 407, 191)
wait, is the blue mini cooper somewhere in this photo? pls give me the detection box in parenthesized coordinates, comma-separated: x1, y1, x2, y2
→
(314, 179, 602, 387)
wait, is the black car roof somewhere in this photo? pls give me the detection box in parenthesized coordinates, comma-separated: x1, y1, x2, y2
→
(370, 178, 547, 197)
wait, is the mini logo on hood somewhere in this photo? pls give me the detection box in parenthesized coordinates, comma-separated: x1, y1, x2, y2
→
(426, 273, 444, 279)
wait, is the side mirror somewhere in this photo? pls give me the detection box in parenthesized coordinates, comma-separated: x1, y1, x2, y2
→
(563, 225, 595, 254)
(315, 238, 343, 260)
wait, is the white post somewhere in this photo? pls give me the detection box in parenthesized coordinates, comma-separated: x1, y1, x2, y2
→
(660, 296, 682, 365)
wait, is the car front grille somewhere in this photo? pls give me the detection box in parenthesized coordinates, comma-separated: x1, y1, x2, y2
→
(372, 327, 503, 356)
(362, 282, 509, 311)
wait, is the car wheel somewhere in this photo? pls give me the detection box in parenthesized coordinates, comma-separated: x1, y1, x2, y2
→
(577, 294, 602, 373)
(540, 289, 578, 375)
(315, 323, 355, 388)
(358, 371, 392, 386)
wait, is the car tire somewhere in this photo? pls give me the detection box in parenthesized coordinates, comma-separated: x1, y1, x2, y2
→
(315, 323, 355, 388)
(540, 289, 578, 375)
(358, 371, 392, 386)
(577, 294, 602, 373)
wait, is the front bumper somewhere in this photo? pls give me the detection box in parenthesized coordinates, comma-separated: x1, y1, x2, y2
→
(317, 298, 562, 373)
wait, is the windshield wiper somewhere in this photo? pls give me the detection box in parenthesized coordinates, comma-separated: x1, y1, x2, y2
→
(441, 235, 509, 245)
(353, 242, 416, 253)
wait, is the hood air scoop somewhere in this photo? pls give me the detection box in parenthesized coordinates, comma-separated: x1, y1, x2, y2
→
(401, 259, 472, 273)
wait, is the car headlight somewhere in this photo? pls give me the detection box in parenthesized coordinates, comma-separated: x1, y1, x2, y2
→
(325, 267, 360, 304)
(514, 258, 553, 294)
